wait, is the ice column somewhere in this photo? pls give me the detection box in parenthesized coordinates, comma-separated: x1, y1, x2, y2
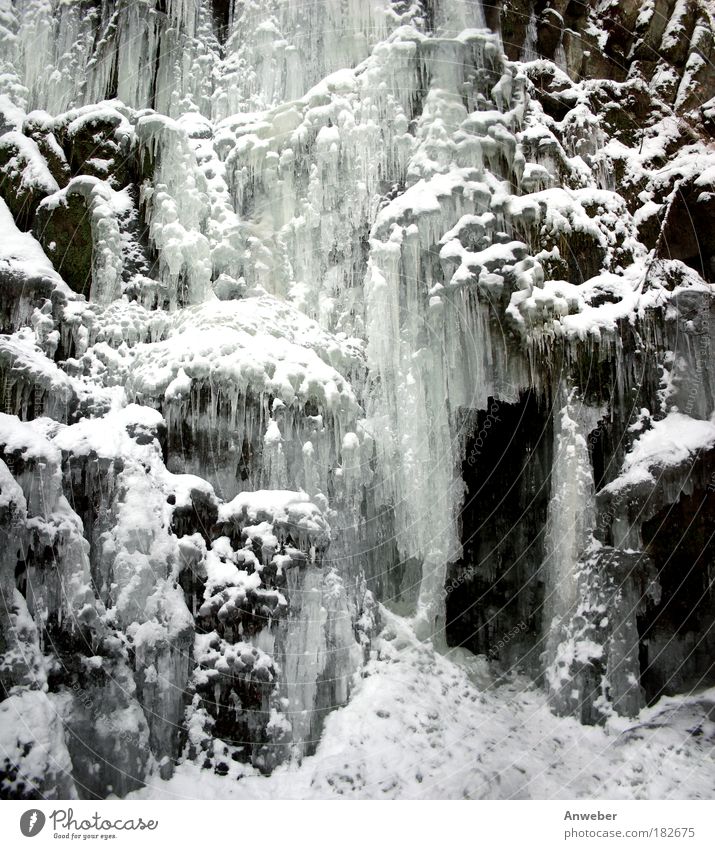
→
(136, 114, 212, 307)
(435, 0, 487, 34)
(16, 0, 53, 109)
(543, 388, 604, 716)
(543, 390, 598, 631)
(365, 230, 460, 641)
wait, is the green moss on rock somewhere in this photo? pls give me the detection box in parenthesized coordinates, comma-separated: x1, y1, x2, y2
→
(33, 192, 93, 297)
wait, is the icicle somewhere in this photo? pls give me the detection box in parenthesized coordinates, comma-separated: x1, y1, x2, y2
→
(520, 10, 538, 62)
(16, 0, 54, 110)
(136, 115, 212, 307)
(262, 417, 288, 490)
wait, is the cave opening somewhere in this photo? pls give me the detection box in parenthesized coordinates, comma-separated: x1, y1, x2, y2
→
(638, 485, 715, 704)
(445, 390, 553, 675)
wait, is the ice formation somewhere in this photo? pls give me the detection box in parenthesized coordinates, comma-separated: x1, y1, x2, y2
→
(1, 0, 715, 799)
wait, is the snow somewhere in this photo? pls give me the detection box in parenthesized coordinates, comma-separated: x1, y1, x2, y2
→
(0, 327, 74, 412)
(0, 197, 68, 291)
(605, 412, 715, 493)
(219, 489, 330, 554)
(131, 610, 715, 800)
(126, 323, 358, 415)
(0, 410, 61, 465)
(0, 455, 26, 511)
(0, 689, 76, 799)
(0, 128, 58, 193)
(52, 403, 165, 460)
(163, 293, 365, 376)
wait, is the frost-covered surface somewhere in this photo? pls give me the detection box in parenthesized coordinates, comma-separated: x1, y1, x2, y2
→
(132, 613, 715, 800)
(605, 413, 715, 493)
(1, 0, 715, 800)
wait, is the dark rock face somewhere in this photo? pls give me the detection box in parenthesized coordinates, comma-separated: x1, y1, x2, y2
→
(211, 0, 233, 43)
(56, 111, 132, 186)
(500, 0, 715, 108)
(446, 392, 552, 672)
(658, 182, 715, 281)
(640, 485, 715, 704)
(33, 190, 94, 296)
